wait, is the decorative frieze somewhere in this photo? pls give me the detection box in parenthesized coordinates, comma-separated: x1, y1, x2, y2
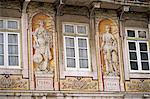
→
(60, 77, 98, 91)
(0, 75, 28, 90)
(125, 79, 150, 92)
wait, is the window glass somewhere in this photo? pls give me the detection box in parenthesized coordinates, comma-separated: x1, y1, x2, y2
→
(64, 23, 89, 70)
(0, 19, 20, 68)
(139, 43, 147, 51)
(7, 21, 18, 29)
(78, 38, 88, 68)
(128, 42, 136, 50)
(129, 52, 137, 60)
(79, 59, 88, 68)
(0, 20, 3, 28)
(79, 49, 88, 58)
(65, 37, 76, 68)
(141, 62, 149, 70)
(140, 52, 148, 60)
(127, 30, 135, 37)
(8, 45, 18, 54)
(8, 34, 19, 66)
(126, 29, 150, 72)
(138, 31, 146, 38)
(67, 58, 75, 68)
(0, 33, 3, 43)
(65, 38, 74, 47)
(78, 39, 87, 48)
(77, 26, 86, 34)
(64, 25, 74, 33)
(0, 55, 4, 65)
(8, 56, 19, 66)
(8, 34, 18, 44)
(130, 61, 138, 70)
(0, 33, 4, 65)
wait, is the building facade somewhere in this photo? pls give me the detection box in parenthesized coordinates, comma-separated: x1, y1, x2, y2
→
(0, 0, 150, 98)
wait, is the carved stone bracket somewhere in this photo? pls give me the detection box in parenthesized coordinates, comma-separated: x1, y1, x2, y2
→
(60, 77, 98, 91)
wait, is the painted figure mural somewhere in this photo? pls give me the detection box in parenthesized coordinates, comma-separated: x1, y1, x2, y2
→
(101, 25, 118, 75)
(31, 13, 55, 73)
(33, 20, 53, 71)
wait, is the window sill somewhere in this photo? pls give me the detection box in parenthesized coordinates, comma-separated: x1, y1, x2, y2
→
(60, 70, 97, 79)
(0, 68, 22, 75)
(129, 72, 150, 78)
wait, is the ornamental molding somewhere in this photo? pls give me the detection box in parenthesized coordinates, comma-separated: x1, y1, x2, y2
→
(0, 0, 21, 11)
(0, 75, 28, 90)
(60, 77, 98, 91)
(27, 2, 55, 21)
(125, 79, 150, 92)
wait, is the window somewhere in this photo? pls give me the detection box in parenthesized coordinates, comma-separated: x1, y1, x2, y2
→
(126, 29, 150, 73)
(63, 23, 90, 71)
(0, 19, 19, 30)
(0, 19, 20, 68)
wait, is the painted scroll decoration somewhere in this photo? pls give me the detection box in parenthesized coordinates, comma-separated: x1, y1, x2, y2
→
(32, 13, 54, 72)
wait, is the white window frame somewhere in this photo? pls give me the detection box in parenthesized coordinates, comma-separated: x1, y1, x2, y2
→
(63, 23, 91, 71)
(0, 18, 19, 30)
(64, 36, 91, 71)
(125, 27, 150, 74)
(0, 18, 20, 69)
(0, 32, 20, 68)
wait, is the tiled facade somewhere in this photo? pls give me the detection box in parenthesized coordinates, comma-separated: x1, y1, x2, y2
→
(0, 0, 150, 99)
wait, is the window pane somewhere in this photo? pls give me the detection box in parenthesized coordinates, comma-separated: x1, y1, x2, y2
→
(140, 52, 148, 60)
(67, 58, 75, 68)
(130, 61, 138, 70)
(139, 43, 147, 51)
(8, 34, 18, 44)
(65, 38, 74, 47)
(141, 62, 149, 70)
(129, 52, 137, 60)
(0, 20, 3, 28)
(79, 49, 87, 58)
(8, 56, 19, 66)
(66, 48, 75, 57)
(138, 31, 146, 38)
(64, 25, 74, 33)
(8, 45, 18, 54)
(0, 44, 4, 54)
(0, 33, 3, 43)
(77, 26, 86, 34)
(128, 42, 136, 50)
(78, 38, 87, 48)
(7, 21, 18, 29)
(127, 30, 135, 37)
(0, 55, 4, 65)
(79, 59, 88, 68)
